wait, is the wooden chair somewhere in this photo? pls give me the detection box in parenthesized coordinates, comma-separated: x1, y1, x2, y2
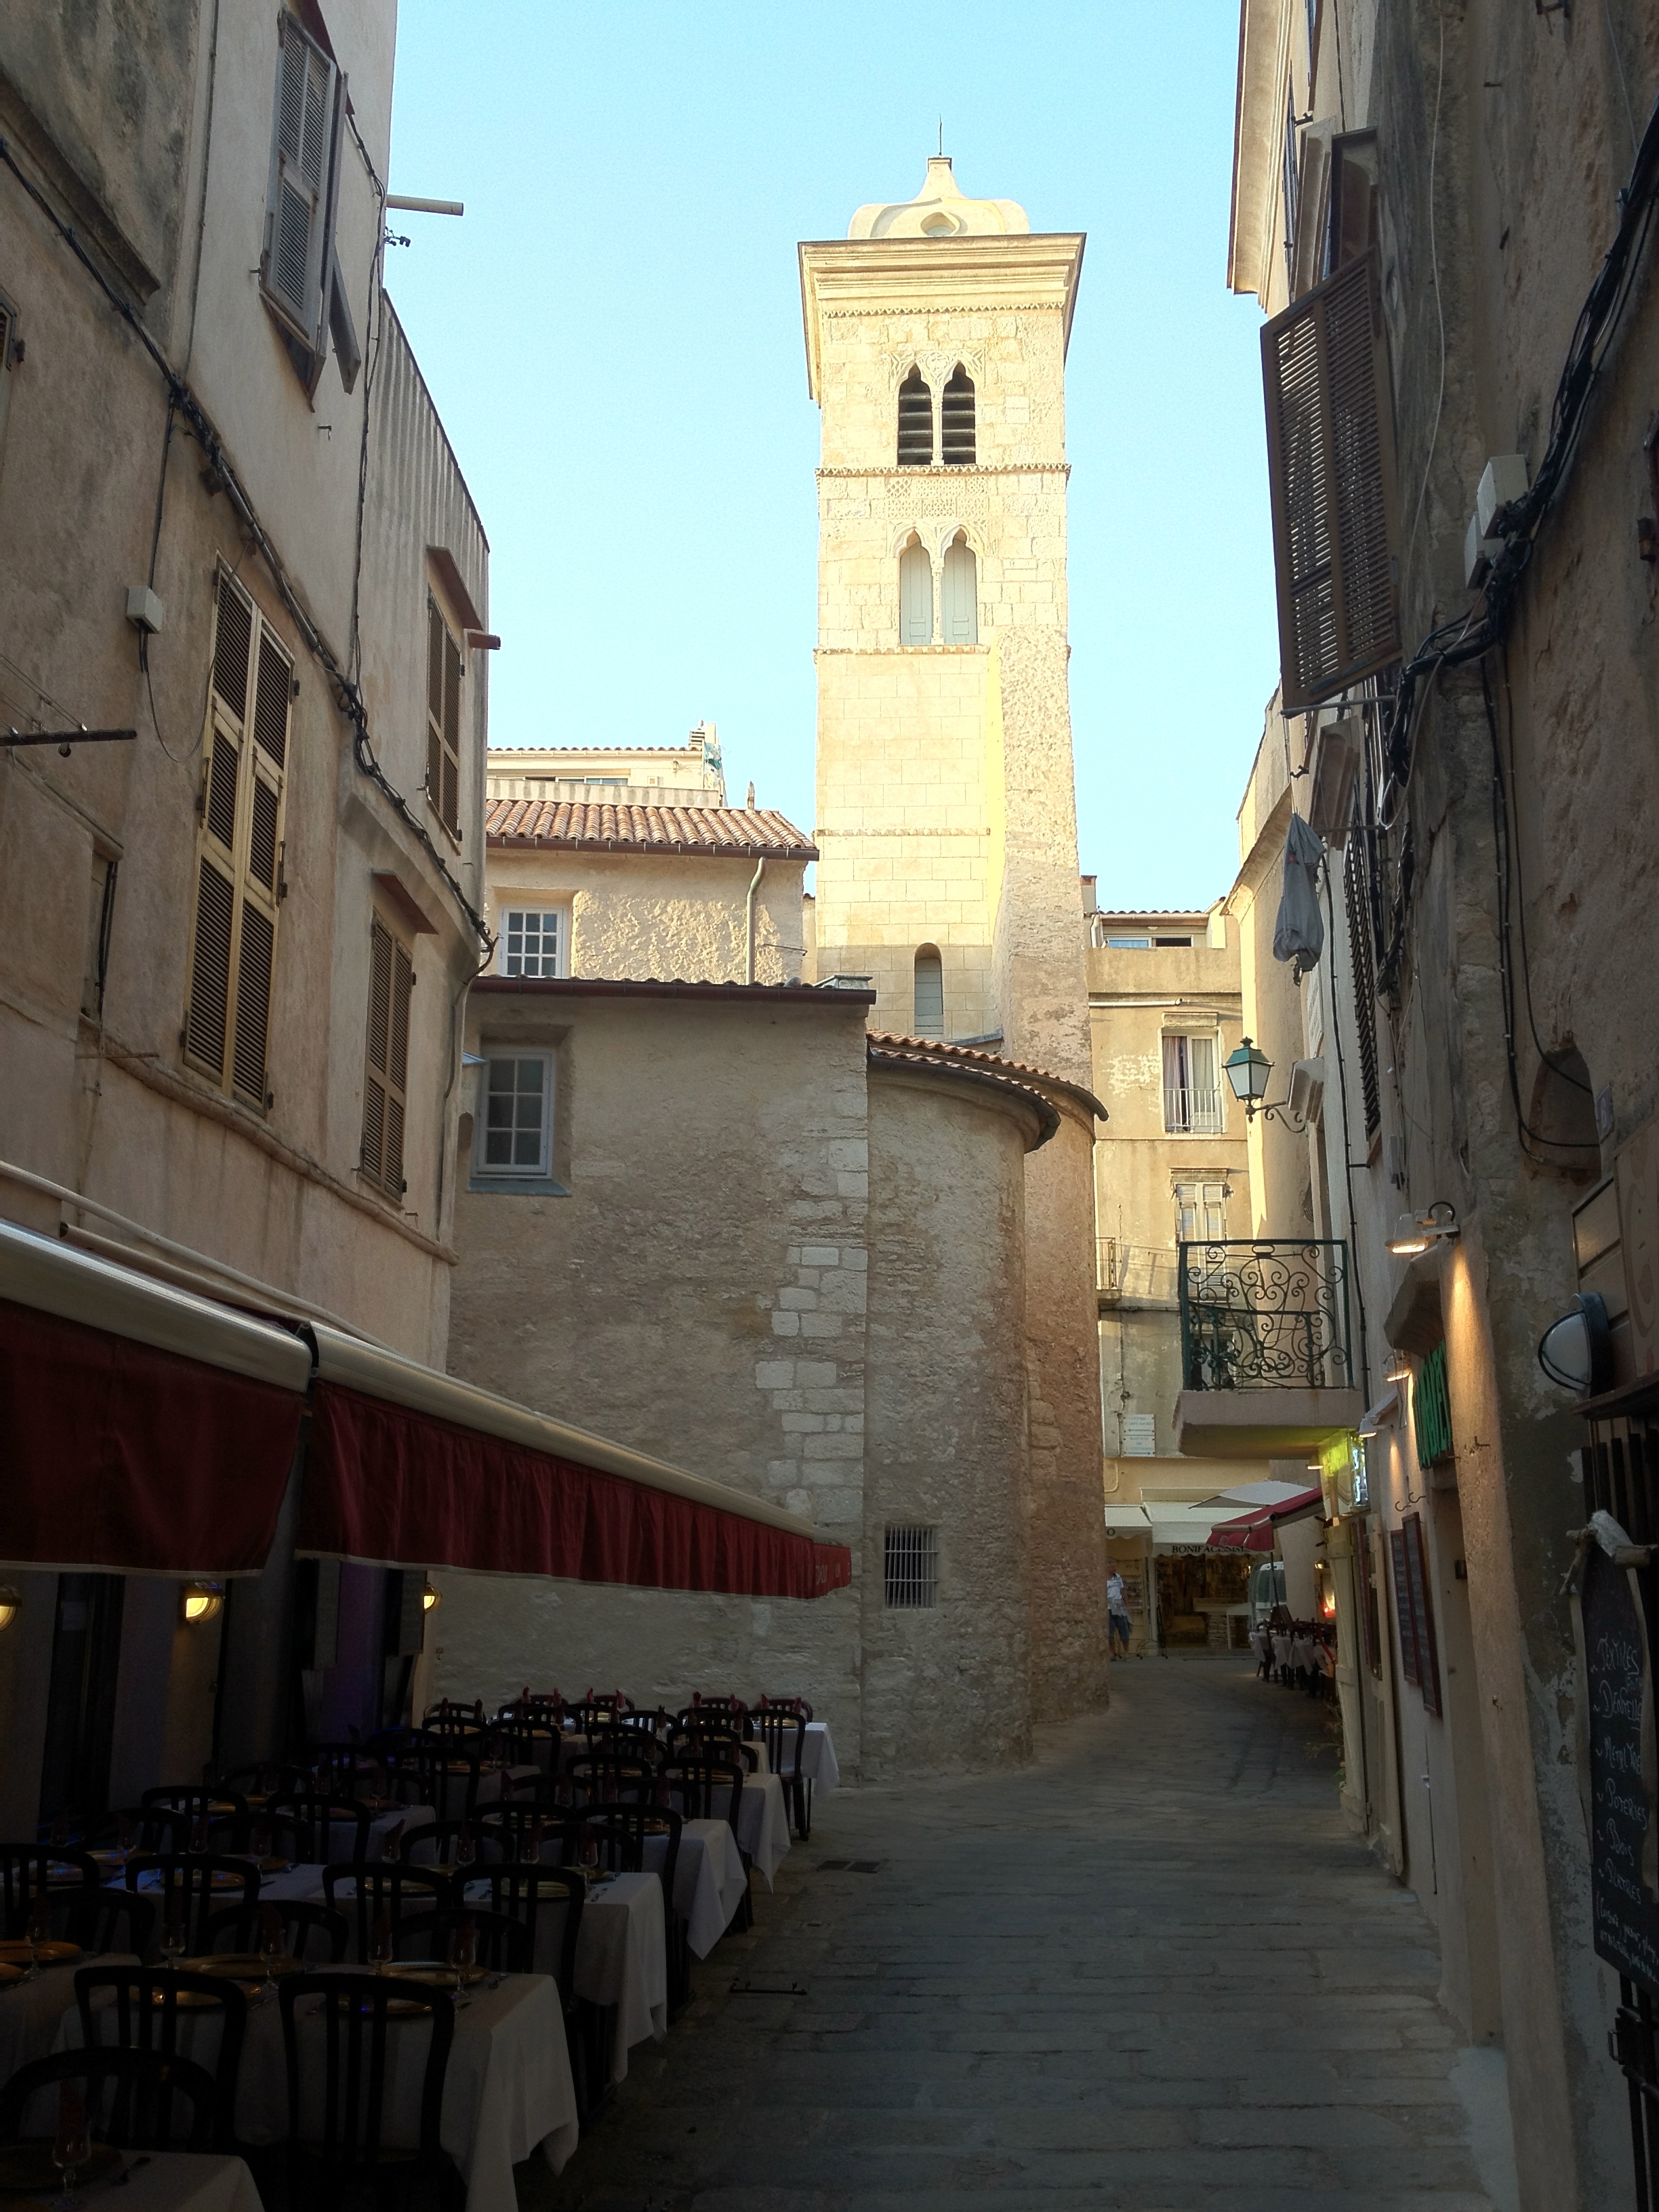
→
(0, 2047, 220, 2152)
(321, 1864, 448, 1964)
(476, 1803, 556, 1861)
(408, 1738, 483, 1825)
(266, 1795, 371, 1865)
(121, 1857, 258, 1954)
(140, 1786, 247, 1842)
(565, 1754, 655, 1809)
(66, 1886, 157, 1961)
(0, 1845, 97, 1938)
(73, 1966, 246, 2150)
(565, 1694, 631, 1735)
(754, 1706, 811, 1837)
(660, 1758, 751, 1931)
(682, 1696, 751, 1735)
(573, 1805, 693, 2011)
(405, 1820, 481, 1877)
(668, 1726, 757, 1774)
(754, 1694, 814, 1720)
(205, 1898, 349, 1964)
(278, 1973, 463, 2212)
(470, 1862, 583, 2000)
(424, 1905, 529, 1974)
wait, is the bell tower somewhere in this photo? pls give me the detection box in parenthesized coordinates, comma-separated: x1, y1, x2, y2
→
(800, 157, 1090, 1082)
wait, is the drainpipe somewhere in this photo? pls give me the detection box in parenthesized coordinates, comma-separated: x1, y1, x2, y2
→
(745, 855, 764, 984)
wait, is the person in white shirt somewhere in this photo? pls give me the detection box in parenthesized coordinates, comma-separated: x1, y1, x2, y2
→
(1107, 1570, 1132, 1658)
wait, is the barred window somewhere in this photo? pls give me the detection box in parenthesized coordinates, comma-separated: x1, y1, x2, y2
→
(884, 1525, 938, 1610)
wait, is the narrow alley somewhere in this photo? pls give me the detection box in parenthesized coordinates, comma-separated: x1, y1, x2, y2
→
(539, 1659, 1515, 2212)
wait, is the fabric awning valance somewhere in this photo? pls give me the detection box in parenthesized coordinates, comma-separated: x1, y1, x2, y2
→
(0, 1220, 852, 1599)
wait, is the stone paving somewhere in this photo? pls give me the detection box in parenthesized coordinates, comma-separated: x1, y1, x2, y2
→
(527, 1654, 1511, 2211)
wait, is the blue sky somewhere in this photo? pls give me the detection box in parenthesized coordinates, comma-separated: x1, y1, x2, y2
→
(386, 1, 1277, 912)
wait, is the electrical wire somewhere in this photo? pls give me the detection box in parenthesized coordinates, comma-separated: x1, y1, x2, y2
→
(0, 132, 491, 951)
(1401, 1, 1446, 598)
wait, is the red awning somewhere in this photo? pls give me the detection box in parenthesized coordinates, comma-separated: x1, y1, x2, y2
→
(0, 1224, 310, 1575)
(1205, 1484, 1324, 1551)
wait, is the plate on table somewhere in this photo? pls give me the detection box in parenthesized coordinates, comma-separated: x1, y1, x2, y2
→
(386, 1961, 489, 1988)
(0, 1963, 22, 1988)
(45, 1863, 87, 1887)
(88, 1849, 128, 1872)
(0, 2142, 122, 2193)
(257, 1858, 293, 1875)
(0, 1942, 79, 1969)
(180, 1953, 300, 1981)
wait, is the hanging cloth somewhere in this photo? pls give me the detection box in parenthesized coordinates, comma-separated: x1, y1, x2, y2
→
(1273, 813, 1326, 980)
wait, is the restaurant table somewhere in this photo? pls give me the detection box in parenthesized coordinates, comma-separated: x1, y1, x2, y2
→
(0, 1953, 136, 2090)
(730, 1774, 791, 1885)
(0, 2148, 263, 2212)
(62, 1965, 577, 2211)
(647, 1819, 745, 1958)
(569, 1873, 666, 2084)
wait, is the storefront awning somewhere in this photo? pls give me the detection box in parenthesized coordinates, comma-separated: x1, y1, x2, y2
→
(0, 1221, 851, 1601)
(1204, 1483, 1324, 1551)
(0, 1220, 310, 1575)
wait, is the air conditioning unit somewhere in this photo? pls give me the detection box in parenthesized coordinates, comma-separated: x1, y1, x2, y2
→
(1307, 716, 1362, 846)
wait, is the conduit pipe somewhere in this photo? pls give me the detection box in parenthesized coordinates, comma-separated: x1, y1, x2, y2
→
(745, 855, 764, 984)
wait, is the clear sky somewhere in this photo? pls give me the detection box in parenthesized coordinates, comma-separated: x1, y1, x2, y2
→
(385, 1, 1277, 913)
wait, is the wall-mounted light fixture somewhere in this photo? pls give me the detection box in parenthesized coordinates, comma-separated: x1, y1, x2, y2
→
(180, 1582, 223, 1626)
(1386, 1201, 1461, 1257)
(1538, 1292, 1613, 1397)
(422, 1580, 442, 1614)
(0, 1586, 19, 1633)
(1384, 1351, 1412, 1384)
(1222, 1038, 1309, 1130)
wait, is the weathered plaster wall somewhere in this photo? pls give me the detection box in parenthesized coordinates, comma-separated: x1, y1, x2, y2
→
(863, 1071, 1033, 1771)
(484, 848, 806, 987)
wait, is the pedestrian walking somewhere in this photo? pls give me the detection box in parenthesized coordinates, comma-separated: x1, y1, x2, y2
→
(1107, 1568, 1132, 1658)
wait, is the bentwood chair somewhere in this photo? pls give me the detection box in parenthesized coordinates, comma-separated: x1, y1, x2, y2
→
(278, 1973, 464, 2212)
(476, 1803, 557, 1862)
(141, 1786, 247, 1843)
(122, 1857, 258, 1954)
(266, 1795, 372, 1866)
(205, 1898, 349, 1965)
(68, 1888, 157, 1961)
(74, 1967, 246, 2150)
(424, 1905, 530, 1974)
(0, 1845, 98, 1938)
(754, 1706, 811, 1838)
(0, 2048, 220, 2153)
(564, 1754, 655, 1809)
(321, 1864, 448, 1964)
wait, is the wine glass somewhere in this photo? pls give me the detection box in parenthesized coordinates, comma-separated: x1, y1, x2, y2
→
(50, 2091, 91, 2212)
(161, 1907, 187, 1973)
(369, 1909, 394, 1977)
(446, 1915, 475, 1999)
(259, 1906, 285, 2002)
(24, 1891, 52, 1982)
(525, 1820, 542, 1867)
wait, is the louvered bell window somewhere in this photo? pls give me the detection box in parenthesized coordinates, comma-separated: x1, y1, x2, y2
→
(184, 571, 288, 1109)
(361, 916, 414, 1199)
(941, 533, 977, 644)
(261, 13, 344, 387)
(899, 539, 933, 646)
(427, 598, 463, 840)
(1261, 252, 1401, 710)
(897, 368, 933, 466)
(940, 366, 975, 466)
(913, 946, 944, 1040)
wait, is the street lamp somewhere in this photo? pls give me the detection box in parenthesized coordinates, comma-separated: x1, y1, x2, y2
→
(1385, 1201, 1461, 1257)
(1222, 1038, 1308, 1130)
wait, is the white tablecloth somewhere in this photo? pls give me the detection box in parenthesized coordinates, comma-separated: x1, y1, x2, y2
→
(571, 1872, 666, 2083)
(64, 1967, 577, 2209)
(731, 1774, 791, 1885)
(0, 2150, 264, 2212)
(0, 1953, 133, 2090)
(645, 1820, 746, 1958)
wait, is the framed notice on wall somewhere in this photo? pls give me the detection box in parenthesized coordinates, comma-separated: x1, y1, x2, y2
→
(1583, 1543, 1659, 1996)
(1401, 1514, 1443, 1717)
(1389, 1529, 1418, 1686)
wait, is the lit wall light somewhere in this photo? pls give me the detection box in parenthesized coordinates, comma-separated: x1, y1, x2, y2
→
(0, 1586, 20, 1633)
(180, 1582, 223, 1625)
(1387, 1201, 1461, 1258)
(422, 1580, 442, 1614)
(1384, 1351, 1412, 1384)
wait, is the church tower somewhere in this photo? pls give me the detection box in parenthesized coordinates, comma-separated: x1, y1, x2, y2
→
(801, 162, 1109, 1723)
(799, 156, 1090, 1086)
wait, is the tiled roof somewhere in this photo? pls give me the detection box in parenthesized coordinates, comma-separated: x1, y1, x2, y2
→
(867, 1032, 1108, 1123)
(486, 798, 817, 861)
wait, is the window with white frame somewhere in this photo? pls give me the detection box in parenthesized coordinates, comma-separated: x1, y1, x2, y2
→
(883, 1525, 938, 1610)
(1174, 1181, 1229, 1243)
(476, 1053, 554, 1176)
(500, 909, 565, 979)
(1162, 1032, 1223, 1134)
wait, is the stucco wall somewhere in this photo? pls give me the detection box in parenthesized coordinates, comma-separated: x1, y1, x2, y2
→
(863, 1070, 1034, 1772)
(484, 848, 806, 987)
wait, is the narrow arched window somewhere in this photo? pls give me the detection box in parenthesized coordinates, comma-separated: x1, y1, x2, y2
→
(941, 532, 978, 644)
(914, 945, 944, 1039)
(897, 367, 933, 466)
(941, 365, 975, 465)
(899, 537, 934, 646)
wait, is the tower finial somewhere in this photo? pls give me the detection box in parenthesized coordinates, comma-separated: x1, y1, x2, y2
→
(937, 117, 944, 159)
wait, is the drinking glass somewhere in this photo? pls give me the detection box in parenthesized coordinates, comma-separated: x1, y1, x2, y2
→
(49, 2113, 91, 2211)
(369, 1914, 394, 1975)
(260, 1910, 285, 2001)
(446, 1918, 475, 1998)
(161, 1912, 187, 1973)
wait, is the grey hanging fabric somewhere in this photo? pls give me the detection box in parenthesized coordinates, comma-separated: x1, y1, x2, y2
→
(1273, 813, 1326, 980)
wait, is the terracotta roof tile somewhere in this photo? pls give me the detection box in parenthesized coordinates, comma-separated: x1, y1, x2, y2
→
(867, 1031, 1107, 1122)
(486, 798, 817, 861)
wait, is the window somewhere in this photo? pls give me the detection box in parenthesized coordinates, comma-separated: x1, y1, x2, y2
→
(1105, 934, 1150, 949)
(1174, 1181, 1228, 1242)
(476, 1054, 554, 1177)
(883, 1525, 938, 1610)
(897, 367, 933, 465)
(501, 909, 565, 979)
(1262, 253, 1401, 710)
(899, 537, 933, 646)
(913, 945, 944, 1040)
(1390, 1513, 1443, 1716)
(184, 571, 289, 1109)
(81, 852, 118, 1021)
(1163, 1033, 1223, 1134)
(940, 365, 975, 465)
(361, 915, 414, 1197)
(260, 12, 357, 394)
(941, 532, 978, 644)
(426, 596, 462, 840)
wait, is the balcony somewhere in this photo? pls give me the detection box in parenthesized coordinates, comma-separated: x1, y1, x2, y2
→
(1163, 1085, 1225, 1136)
(1173, 1239, 1364, 1457)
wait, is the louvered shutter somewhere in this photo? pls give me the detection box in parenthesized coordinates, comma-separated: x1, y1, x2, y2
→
(941, 537, 978, 644)
(427, 598, 464, 839)
(185, 572, 287, 1106)
(1261, 252, 1401, 710)
(426, 600, 445, 811)
(361, 916, 413, 1196)
(899, 542, 933, 645)
(441, 626, 462, 836)
(264, 16, 337, 350)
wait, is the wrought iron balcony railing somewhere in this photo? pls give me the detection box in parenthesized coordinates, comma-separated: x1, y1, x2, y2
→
(1177, 1240, 1353, 1391)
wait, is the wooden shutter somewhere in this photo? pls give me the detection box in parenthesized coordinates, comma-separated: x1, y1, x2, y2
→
(1261, 252, 1401, 711)
(1388, 1528, 1419, 1685)
(1401, 1512, 1443, 1717)
(264, 14, 337, 350)
(426, 597, 462, 839)
(899, 542, 933, 646)
(941, 367, 975, 465)
(941, 536, 978, 644)
(184, 573, 287, 1105)
(361, 915, 413, 1197)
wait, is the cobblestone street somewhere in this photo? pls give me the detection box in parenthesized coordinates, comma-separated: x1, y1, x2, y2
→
(532, 1657, 1517, 2212)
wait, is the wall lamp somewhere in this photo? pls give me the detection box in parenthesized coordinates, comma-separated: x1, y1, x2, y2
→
(1538, 1291, 1613, 1397)
(1386, 1201, 1460, 1257)
(1384, 1351, 1413, 1384)
(1222, 1038, 1308, 1130)
(0, 1586, 19, 1633)
(180, 1582, 224, 1626)
(422, 1580, 442, 1614)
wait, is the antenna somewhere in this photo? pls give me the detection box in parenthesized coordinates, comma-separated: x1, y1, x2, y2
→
(937, 119, 944, 157)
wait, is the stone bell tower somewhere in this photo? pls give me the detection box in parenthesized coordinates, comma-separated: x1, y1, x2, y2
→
(800, 161, 1109, 1723)
(799, 155, 1090, 1085)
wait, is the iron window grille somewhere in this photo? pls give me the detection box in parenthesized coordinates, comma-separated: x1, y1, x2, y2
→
(883, 1525, 938, 1610)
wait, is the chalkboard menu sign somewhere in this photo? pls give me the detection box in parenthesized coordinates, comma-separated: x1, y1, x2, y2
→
(1584, 1544, 1659, 1996)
